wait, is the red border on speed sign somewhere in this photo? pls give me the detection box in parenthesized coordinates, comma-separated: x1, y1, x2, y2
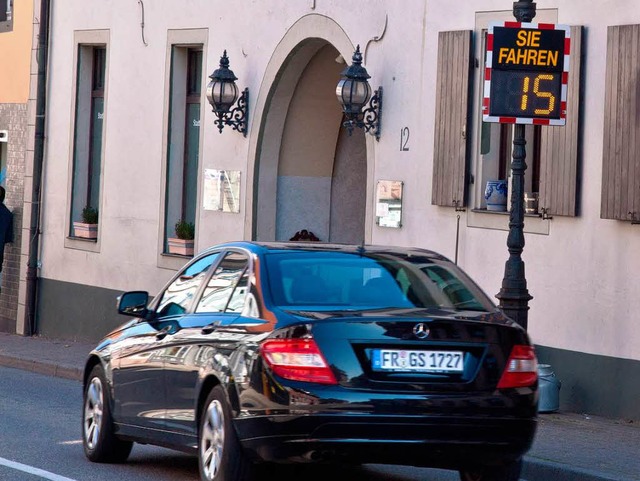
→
(483, 21, 570, 125)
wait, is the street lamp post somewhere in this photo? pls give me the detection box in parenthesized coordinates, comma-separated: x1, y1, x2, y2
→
(495, 0, 536, 330)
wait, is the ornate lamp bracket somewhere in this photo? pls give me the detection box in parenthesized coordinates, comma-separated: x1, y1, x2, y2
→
(342, 87, 383, 141)
(213, 88, 249, 136)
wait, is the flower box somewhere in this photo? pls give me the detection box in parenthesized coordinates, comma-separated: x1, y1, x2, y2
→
(73, 222, 98, 239)
(167, 237, 194, 256)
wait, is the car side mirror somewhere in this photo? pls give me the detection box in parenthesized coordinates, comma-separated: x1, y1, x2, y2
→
(117, 291, 150, 318)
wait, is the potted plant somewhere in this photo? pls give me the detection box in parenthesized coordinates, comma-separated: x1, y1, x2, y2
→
(73, 205, 99, 239)
(167, 219, 195, 256)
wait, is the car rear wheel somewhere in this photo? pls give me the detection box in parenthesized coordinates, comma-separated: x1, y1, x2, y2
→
(459, 459, 522, 481)
(198, 385, 251, 481)
(82, 364, 133, 463)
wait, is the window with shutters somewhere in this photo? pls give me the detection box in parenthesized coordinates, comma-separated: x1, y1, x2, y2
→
(601, 24, 640, 222)
(0, 0, 12, 33)
(433, 10, 583, 226)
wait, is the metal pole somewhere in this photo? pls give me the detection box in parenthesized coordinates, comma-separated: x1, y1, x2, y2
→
(454, 215, 461, 265)
(496, 0, 536, 330)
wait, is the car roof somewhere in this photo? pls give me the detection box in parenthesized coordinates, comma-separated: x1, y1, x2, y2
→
(199, 241, 450, 262)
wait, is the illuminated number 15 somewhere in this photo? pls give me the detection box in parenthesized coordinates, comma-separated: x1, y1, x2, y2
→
(520, 74, 555, 115)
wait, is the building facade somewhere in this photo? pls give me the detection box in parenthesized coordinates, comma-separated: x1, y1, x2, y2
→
(28, 0, 640, 420)
(0, 0, 44, 334)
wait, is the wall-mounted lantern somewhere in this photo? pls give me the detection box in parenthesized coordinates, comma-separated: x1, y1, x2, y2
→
(336, 45, 382, 140)
(206, 50, 249, 136)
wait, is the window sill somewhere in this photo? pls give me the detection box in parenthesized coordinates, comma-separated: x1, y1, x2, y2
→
(471, 208, 544, 218)
(68, 235, 98, 242)
(157, 251, 193, 271)
(468, 209, 550, 235)
(162, 252, 193, 259)
(64, 235, 100, 252)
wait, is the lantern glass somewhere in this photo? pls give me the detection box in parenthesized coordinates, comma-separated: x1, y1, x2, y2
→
(206, 80, 238, 113)
(336, 78, 371, 115)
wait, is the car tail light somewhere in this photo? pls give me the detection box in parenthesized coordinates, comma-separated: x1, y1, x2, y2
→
(260, 338, 337, 385)
(497, 345, 538, 389)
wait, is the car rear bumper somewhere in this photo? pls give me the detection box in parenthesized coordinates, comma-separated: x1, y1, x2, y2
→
(236, 414, 537, 468)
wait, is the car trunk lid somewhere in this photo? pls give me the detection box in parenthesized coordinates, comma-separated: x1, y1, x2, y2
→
(280, 309, 529, 393)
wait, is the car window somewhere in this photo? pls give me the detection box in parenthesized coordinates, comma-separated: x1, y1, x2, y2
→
(268, 254, 412, 307)
(421, 264, 485, 310)
(155, 253, 220, 318)
(195, 252, 249, 313)
(226, 272, 250, 314)
(265, 251, 494, 311)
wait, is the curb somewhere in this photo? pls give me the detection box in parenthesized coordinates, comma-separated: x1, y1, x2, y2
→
(0, 354, 83, 382)
(523, 457, 636, 481)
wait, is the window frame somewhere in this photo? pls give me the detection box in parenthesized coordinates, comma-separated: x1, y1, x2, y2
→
(64, 30, 110, 253)
(466, 10, 559, 233)
(157, 29, 208, 270)
(473, 14, 556, 213)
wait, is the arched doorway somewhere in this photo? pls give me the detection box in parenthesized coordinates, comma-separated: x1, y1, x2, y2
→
(247, 16, 372, 245)
(274, 43, 366, 243)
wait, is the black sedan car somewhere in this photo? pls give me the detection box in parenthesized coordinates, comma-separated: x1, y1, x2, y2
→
(82, 242, 538, 481)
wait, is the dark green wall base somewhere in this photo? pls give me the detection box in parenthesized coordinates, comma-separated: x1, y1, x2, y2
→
(535, 345, 640, 422)
(35, 278, 640, 421)
(36, 278, 127, 342)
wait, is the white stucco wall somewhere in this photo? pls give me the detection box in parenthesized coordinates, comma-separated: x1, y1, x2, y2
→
(40, 0, 640, 364)
(417, 0, 640, 363)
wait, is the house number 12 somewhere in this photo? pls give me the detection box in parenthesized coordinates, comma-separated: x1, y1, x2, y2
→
(400, 127, 410, 151)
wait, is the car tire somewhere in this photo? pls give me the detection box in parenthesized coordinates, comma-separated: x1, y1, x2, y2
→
(198, 385, 252, 481)
(82, 364, 133, 463)
(459, 459, 523, 481)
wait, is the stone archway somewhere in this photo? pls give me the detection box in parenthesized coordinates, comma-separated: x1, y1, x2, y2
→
(274, 43, 366, 243)
(246, 15, 373, 244)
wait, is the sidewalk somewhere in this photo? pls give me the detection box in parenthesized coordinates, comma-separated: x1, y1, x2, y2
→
(1, 332, 638, 481)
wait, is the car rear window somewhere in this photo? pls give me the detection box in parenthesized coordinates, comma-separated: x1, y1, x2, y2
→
(264, 251, 494, 311)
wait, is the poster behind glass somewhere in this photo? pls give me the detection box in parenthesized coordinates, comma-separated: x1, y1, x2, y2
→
(203, 169, 241, 213)
(376, 180, 403, 228)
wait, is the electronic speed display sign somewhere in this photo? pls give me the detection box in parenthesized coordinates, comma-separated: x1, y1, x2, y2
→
(483, 22, 570, 125)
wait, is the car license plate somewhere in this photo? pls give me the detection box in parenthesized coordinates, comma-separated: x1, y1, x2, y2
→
(371, 349, 464, 373)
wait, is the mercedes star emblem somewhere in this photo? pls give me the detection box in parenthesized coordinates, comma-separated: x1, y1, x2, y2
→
(413, 323, 430, 339)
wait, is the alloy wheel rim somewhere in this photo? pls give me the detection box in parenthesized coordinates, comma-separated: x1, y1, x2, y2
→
(201, 400, 225, 480)
(84, 377, 104, 450)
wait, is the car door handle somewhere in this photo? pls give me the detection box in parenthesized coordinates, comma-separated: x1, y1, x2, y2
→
(156, 326, 171, 340)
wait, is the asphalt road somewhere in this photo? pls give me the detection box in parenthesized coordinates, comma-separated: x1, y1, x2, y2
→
(0, 366, 466, 481)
